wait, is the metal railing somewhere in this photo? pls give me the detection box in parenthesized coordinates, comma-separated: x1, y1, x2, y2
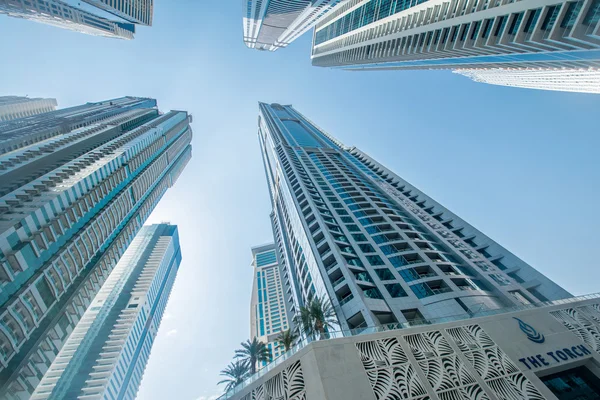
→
(217, 292, 600, 400)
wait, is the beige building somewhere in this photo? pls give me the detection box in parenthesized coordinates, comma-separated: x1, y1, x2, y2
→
(250, 243, 294, 364)
(223, 293, 600, 400)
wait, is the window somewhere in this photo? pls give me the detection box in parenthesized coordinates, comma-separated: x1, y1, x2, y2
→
(352, 234, 367, 242)
(389, 256, 407, 268)
(35, 278, 56, 308)
(561, 1, 584, 28)
(256, 250, 277, 267)
(410, 283, 434, 298)
(385, 284, 407, 298)
(366, 255, 384, 266)
(363, 287, 383, 299)
(346, 224, 360, 232)
(541, 367, 600, 399)
(358, 243, 375, 253)
(375, 268, 395, 281)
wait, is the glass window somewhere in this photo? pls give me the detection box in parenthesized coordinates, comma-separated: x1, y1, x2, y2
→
(35, 278, 56, 309)
(385, 284, 408, 298)
(366, 255, 385, 266)
(346, 224, 360, 232)
(358, 243, 375, 253)
(410, 283, 434, 299)
(541, 366, 600, 399)
(352, 234, 367, 242)
(363, 287, 383, 299)
(375, 268, 395, 281)
(256, 250, 277, 267)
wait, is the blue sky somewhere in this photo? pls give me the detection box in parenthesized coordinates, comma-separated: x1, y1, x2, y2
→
(1, 1, 599, 399)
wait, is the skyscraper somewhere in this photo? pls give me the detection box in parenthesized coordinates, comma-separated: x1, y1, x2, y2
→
(0, 97, 192, 399)
(257, 102, 570, 333)
(454, 67, 600, 93)
(0, 0, 154, 39)
(0, 96, 156, 156)
(0, 97, 57, 122)
(243, 0, 348, 51)
(30, 224, 181, 400)
(250, 243, 294, 364)
(310, 0, 600, 92)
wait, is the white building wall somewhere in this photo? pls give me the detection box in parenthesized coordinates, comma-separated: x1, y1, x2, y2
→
(455, 67, 600, 93)
(225, 294, 600, 400)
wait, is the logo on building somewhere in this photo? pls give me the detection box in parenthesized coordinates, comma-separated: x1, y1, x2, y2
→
(514, 318, 545, 343)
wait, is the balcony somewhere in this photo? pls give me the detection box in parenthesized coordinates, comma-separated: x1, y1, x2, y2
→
(431, 287, 453, 295)
(339, 294, 354, 306)
(331, 276, 345, 287)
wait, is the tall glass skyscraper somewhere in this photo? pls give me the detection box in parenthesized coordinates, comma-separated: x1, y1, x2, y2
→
(310, 0, 600, 92)
(0, 97, 192, 399)
(0, 0, 154, 39)
(258, 102, 571, 333)
(243, 0, 348, 51)
(30, 224, 181, 400)
(250, 243, 294, 364)
(0, 97, 57, 123)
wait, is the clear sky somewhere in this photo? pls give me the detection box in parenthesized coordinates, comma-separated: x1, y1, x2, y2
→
(1, 1, 599, 399)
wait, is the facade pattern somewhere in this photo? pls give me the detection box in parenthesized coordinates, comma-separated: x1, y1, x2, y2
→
(0, 98, 192, 399)
(310, 0, 600, 92)
(239, 360, 305, 400)
(250, 244, 294, 364)
(30, 224, 181, 400)
(243, 0, 347, 51)
(224, 295, 600, 400)
(0, 97, 57, 122)
(0, 0, 154, 39)
(550, 304, 600, 352)
(257, 102, 570, 334)
(454, 67, 600, 93)
(357, 325, 546, 400)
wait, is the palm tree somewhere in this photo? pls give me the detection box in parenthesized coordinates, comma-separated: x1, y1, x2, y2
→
(295, 294, 337, 340)
(276, 328, 298, 352)
(235, 337, 272, 374)
(218, 360, 249, 393)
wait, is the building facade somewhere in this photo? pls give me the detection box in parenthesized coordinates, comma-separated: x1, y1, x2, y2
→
(30, 224, 181, 400)
(0, 97, 57, 123)
(0, 97, 192, 399)
(222, 293, 600, 400)
(0, 96, 156, 156)
(310, 0, 600, 92)
(454, 67, 600, 93)
(243, 0, 348, 51)
(257, 102, 570, 335)
(250, 243, 294, 364)
(0, 0, 154, 39)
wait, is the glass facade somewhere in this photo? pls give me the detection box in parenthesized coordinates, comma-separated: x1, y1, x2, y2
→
(0, 98, 192, 399)
(542, 366, 600, 399)
(315, 0, 429, 45)
(30, 224, 181, 400)
(258, 102, 571, 332)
